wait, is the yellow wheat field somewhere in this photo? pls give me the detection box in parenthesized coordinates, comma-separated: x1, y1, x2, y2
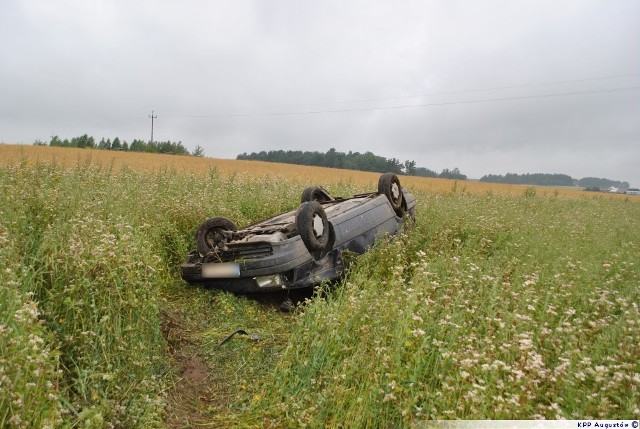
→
(1, 144, 635, 200)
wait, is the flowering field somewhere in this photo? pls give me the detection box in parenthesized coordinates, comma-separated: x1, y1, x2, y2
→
(258, 192, 639, 425)
(0, 148, 638, 427)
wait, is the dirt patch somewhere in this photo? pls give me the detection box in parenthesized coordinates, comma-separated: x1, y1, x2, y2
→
(161, 309, 192, 353)
(161, 309, 220, 429)
(159, 290, 308, 428)
(164, 356, 215, 428)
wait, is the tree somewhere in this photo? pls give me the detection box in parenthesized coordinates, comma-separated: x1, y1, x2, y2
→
(175, 141, 189, 155)
(72, 134, 95, 148)
(98, 138, 110, 150)
(578, 177, 627, 190)
(404, 160, 416, 175)
(480, 173, 576, 186)
(192, 145, 205, 157)
(414, 167, 437, 178)
(234, 149, 454, 178)
(50, 135, 62, 146)
(440, 167, 467, 180)
(111, 137, 122, 150)
(386, 158, 403, 174)
(326, 148, 342, 168)
(129, 139, 147, 152)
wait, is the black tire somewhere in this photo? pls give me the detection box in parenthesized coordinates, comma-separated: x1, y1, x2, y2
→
(296, 201, 331, 255)
(301, 186, 333, 203)
(196, 217, 237, 256)
(378, 173, 403, 211)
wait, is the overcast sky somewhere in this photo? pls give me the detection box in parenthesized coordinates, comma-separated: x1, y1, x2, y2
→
(2, 0, 639, 185)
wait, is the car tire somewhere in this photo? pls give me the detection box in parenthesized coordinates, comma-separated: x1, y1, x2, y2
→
(378, 173, 403, 211)
(301, 186, 333, 203)
(196, 217, 237, 256)
(296, 201, 331, 255)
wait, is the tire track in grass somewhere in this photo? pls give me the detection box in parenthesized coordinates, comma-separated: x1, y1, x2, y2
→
(160, 285, 310, 427)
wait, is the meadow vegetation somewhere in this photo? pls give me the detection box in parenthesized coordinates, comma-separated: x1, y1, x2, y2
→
(0, 147, 638, 427)
(259, 191, 639, 425)
(2, 144, 635, 200)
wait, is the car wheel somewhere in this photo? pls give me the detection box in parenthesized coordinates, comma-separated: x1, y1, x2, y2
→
(301, 186, 333, 203)
(296, 201, 331, 254)
(196, 217, 237, 256)
(378, 173, 403, 211)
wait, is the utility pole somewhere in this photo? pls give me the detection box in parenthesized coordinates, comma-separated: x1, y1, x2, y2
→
(149, 110, 157, 144)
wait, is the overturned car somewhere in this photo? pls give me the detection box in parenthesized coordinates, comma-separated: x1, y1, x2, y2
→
(181, 173, 416, 293)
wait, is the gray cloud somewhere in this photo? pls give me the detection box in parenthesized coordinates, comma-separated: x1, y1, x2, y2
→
(2, 0, 639, 185)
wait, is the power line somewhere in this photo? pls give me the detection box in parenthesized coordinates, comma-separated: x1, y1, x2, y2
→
(159, 72, 640, 115)
(163, 86, 640, 118)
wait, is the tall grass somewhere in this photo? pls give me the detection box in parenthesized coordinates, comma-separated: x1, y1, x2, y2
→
(0, 160, 304, 427)
(1, 226, 62, 428)
(1, 157, 638, 427)
(258, 192, 640, 425)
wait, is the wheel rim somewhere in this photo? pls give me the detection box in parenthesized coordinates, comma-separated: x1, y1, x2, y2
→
(312, 213, 324, 238)
(391, 182, 400, 202)
(205, 228, 223, 248)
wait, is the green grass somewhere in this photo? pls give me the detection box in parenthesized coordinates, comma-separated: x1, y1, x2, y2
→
(0, 160, 306, 427)
(258, 192, 640, 425)
(1, 160, 638, 428)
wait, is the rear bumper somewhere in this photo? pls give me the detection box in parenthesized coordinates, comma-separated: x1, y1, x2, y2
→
(181, 245, 344, 293)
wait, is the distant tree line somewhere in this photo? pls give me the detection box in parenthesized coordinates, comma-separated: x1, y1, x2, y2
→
(576, 177, 629, 189)
(480, 173, 575, 187)
(480, 173, 629, 189)
(38, 134, 205, 157)
(236, 148, 467, 179)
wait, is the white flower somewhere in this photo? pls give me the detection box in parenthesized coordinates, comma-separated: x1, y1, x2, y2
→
(8, 415, 22, 425)
(412, 328, 426, 337)
(382, 393, 397, 402)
